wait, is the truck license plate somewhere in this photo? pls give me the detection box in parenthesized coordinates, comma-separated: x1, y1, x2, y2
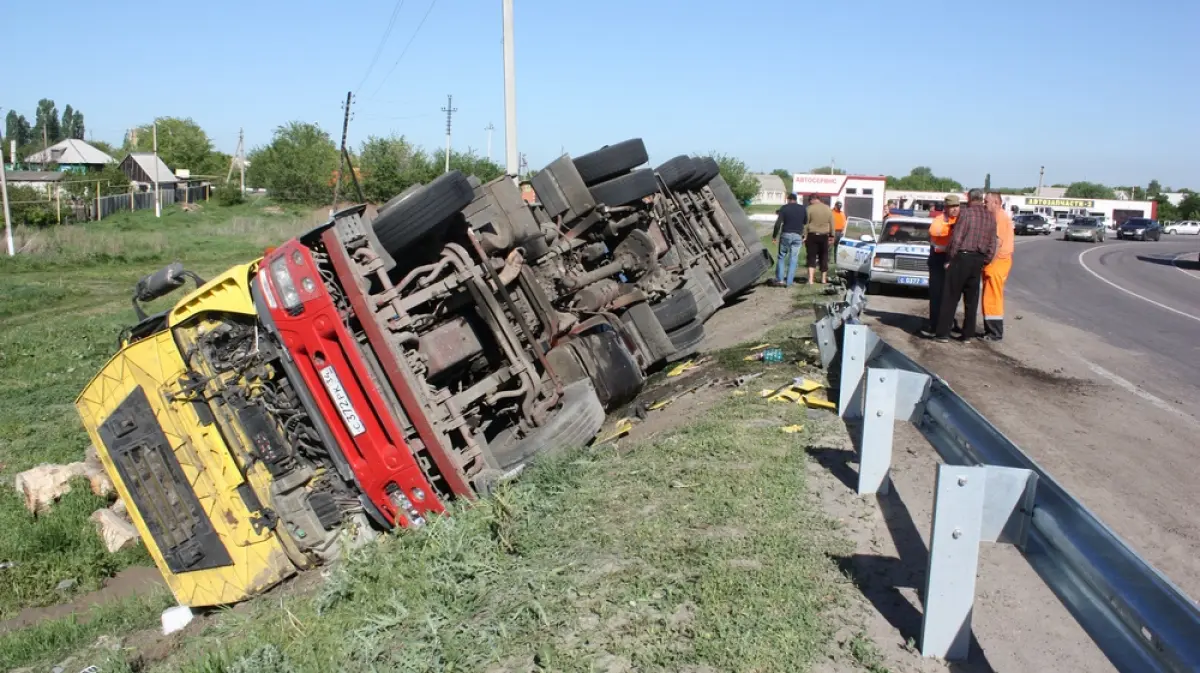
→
(319, 366, 367, 436)
(897, 276, 928, 286)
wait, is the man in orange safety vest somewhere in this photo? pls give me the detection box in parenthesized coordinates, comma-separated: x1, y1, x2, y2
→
(924, 194, 961, 333)
(982, 192, 1014, 341)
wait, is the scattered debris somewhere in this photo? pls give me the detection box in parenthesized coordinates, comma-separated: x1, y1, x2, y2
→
(180, 203, 202, 212)
(91, 506, 140, 553)
(744, 347, 784, 363)
(747, 343, 773, 351)
(161, 605, 195, 635)
(13, 447, 114, 514)
(780, 424, 806, 434)
(56, 578, 78, 592)
(792, 378, 824, 394)
(732, 373, 763, 387)
(667, 359, 703, 377)
(0, 561, 15, 570)
(802, 395, 837, 411)
(595, 418, 635, 445)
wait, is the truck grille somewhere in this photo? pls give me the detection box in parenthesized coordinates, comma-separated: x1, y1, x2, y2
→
(895, 255, 929, 273)
(99, 387, 233, 574)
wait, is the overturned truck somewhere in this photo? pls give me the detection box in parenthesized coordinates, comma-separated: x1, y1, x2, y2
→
(74, 139, 771, 607)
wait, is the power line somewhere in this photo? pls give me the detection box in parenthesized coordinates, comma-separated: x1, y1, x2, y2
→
(354, 0, 407, 95)
(441, 94, 457, 174)
(369, 0, 441, 99)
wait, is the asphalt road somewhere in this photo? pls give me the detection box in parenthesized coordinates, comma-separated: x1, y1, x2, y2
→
(1007, 232, 1200, 412)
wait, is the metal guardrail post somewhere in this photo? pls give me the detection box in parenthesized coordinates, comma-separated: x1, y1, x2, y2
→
(838, 324, 881, 419)
(858, 367, 931, 495)
(921, 464, 1037, 660)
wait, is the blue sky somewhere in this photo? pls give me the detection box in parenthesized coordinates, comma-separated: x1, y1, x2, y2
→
(6, 0, 1198, 189)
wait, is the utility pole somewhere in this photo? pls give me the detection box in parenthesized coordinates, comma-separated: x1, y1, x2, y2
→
(333, 92, 354, 213)
(153, 121, 161, 218)
(441, 94, 457, 174)
(485, 122, 495, 162)
(1037, 165, 1045, 196)
(502, 0, 518, 178)
(238, 128, 245, 195)
(1, 111, 13, 256)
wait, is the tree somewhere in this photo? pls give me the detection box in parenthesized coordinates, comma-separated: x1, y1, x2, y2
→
(708, 152, 759, 204)
(32, 99, 61, 145)
(126, 117, 215, 173)
(1177, 193, 1200, 221)
(61, 105, 75, 140)
(771, 169, 793, 194)
(89, 139, 120, 159)
(1154, 195, 1179, 222)
(809, 166, 845, 175)
(7, 186, 56, 227)
(1063, 181, 1115, 199)
(247, 122, 339, 204)
(5, 110, 31, 149)
(885, 166, 963, 192)
(358, 135, 435, 203)
(984, 173, 991, 191)
(433, 147, 504, 184)
(1147, 179, 1162, 197)
(68, 110, 84, 139)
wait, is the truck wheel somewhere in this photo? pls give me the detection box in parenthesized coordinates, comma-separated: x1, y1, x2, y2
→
(372, 171, 475, 256)
(487, 380, 606, 472)
(589, 169, 659, 207)
(665, 319, 706, 362)
(573, 139, 649, 186)
(685, 270, 724, 322)
(655, 155, 697, 192)
(720, 247, 772, 297)
(651, 287, 699, 332)
(684, 157, 720, 191)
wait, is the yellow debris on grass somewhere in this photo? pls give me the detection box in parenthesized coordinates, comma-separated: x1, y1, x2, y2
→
(780, 424, 805, 434)
(667, 360, 699, 377)
(595, 418, 635, 444)
(802, 395, 837, 411)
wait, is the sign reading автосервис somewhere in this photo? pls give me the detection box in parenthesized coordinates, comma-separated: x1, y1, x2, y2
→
(1025, 197, 1095, 208)
(792, 174, 848, 194)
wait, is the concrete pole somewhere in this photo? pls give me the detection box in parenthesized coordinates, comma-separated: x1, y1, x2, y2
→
(485, 122, 494, 162)
(153, 122, 161, 218)
(441, 94, 456, 174)
(1, 154, 13, 256)
(502, 0, 518, 177)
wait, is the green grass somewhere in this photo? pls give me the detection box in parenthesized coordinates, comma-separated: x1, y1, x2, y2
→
(745, 203, 781, 215)
(0, 199, 317, 620)
(121, 341, 854, 672)
(0, 589, 174, 671)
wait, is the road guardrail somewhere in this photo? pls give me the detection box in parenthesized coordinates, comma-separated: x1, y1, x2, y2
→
(810, 289, 1200, 671)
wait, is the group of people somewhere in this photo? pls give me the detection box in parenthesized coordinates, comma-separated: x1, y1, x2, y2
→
(769, 193, 848, 287)
(921, 189, 1014, 343)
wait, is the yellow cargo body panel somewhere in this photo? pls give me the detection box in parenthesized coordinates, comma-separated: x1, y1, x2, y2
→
(76, 329, 297, 607)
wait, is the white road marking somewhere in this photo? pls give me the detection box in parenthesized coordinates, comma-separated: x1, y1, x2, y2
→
(1080, 359, 1197, 424)
(1077, 245, 1200, 324)
(1172, 251, 1200, 282)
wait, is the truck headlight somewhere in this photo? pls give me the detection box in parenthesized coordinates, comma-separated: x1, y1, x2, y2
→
(269, 257, 303, 313)
(872, 256, 895, 270)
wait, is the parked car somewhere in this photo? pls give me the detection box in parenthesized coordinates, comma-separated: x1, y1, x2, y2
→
(1063, 217, 1107, 243)
(73, 139, 772, 609)
(1165, 220, 1200, 235)
(835, 216, 933, 293)
(1115, 218, 1163, 241)
(1013, 213, 1053, 235)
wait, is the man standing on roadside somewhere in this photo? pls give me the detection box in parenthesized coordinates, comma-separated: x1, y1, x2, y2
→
(804, 194, 835, 285)
(924, 195, 961, 333)
(932, 189, 997, 342)
(832, 201, 847, 245)
(981, 192, 1014, 341)
(771, 193, 807, 287)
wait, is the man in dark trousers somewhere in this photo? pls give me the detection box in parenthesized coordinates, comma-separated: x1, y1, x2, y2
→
(933, 189, 997, 342)
(770, 193, 807, 287)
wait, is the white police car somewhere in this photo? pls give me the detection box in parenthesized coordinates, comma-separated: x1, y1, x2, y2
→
(835, 216, 933, 292)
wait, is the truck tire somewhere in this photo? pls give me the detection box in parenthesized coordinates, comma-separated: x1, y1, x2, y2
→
(487, 380, 606, 472)
(651, 287, 698, 332)
(573, 138, 649, 186)
(372, 171, 475, 256)
(589, 169, 659, 207)
(620, 301, 675, 365)
(683, 157, 720, 192)
(685, 270, 724, 322)
(720, 247, 772, 297)
(656, 155, 697, 192)
(666, 319, 706, 362)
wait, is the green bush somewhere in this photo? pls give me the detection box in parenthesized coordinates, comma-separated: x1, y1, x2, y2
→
(213, 183, 245, 207)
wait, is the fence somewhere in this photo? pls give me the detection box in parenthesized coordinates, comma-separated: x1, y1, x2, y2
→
(811, 286, 1200, 672)
(69, 185, 210, 222)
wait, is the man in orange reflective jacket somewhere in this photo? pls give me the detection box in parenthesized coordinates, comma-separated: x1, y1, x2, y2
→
(924, 195, 961, 332)
(982, 192, 1014, 340)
